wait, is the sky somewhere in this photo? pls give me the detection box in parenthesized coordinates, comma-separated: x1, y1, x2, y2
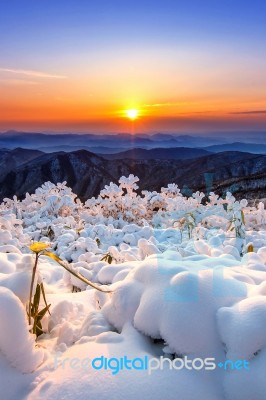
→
(0, 0, 266, 134)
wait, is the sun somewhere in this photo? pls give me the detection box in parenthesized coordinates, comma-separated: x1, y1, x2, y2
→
(126, 109, 139, 120)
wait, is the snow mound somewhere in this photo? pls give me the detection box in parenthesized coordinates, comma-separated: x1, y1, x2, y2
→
(0, 287, 44, 373)
(217, 296, 266, 360)
(102, 254, 249, 356)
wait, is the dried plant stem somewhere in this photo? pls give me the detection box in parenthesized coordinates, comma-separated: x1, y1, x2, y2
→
(58, 259, 112, 293)
(40, 282, 51, 315)
(28, 253, 39, 325)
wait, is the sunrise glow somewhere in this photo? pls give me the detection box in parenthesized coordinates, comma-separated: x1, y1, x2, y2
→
(0, 1, 266, 134)
(126, 109, 139, 120)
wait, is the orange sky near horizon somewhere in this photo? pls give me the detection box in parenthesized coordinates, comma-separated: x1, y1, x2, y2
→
(1, 66, 266, 133)
(1, 1, 266, 133)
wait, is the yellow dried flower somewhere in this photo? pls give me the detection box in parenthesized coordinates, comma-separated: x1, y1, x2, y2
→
(29, 242, 51, 254)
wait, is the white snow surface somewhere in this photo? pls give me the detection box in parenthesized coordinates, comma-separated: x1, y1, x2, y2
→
(0, 178, 266, 400)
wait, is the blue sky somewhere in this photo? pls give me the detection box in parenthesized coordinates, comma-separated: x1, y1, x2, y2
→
(0, 0, 266, 133)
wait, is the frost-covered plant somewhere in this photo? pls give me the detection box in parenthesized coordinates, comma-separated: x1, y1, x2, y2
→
(0, 212, 30, 249)
(1, 175, 259, 261)
(174, 212, 197, 241)
(226, 194, 247, 239)
(142, 191, 167, 220)
(84, 175, 147, 225)
(12, 181, 82, 229)
(161, 183, 181, 198)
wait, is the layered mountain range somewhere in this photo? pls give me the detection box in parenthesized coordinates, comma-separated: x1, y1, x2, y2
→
(0, 147, 265, 202)
(0, 131, 266, 153)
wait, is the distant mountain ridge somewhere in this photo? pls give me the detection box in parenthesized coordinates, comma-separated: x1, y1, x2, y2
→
(205, 142, 266, 154)
(0, 149, 265, 201)
(1, 131, 265, 153)
(99, 147, 212, 160)
(0, 148, 44, 176)
(0, 131, 221, 149)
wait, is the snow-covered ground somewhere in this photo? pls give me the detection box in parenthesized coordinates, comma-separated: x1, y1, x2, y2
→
(0, 175, 266, 400)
